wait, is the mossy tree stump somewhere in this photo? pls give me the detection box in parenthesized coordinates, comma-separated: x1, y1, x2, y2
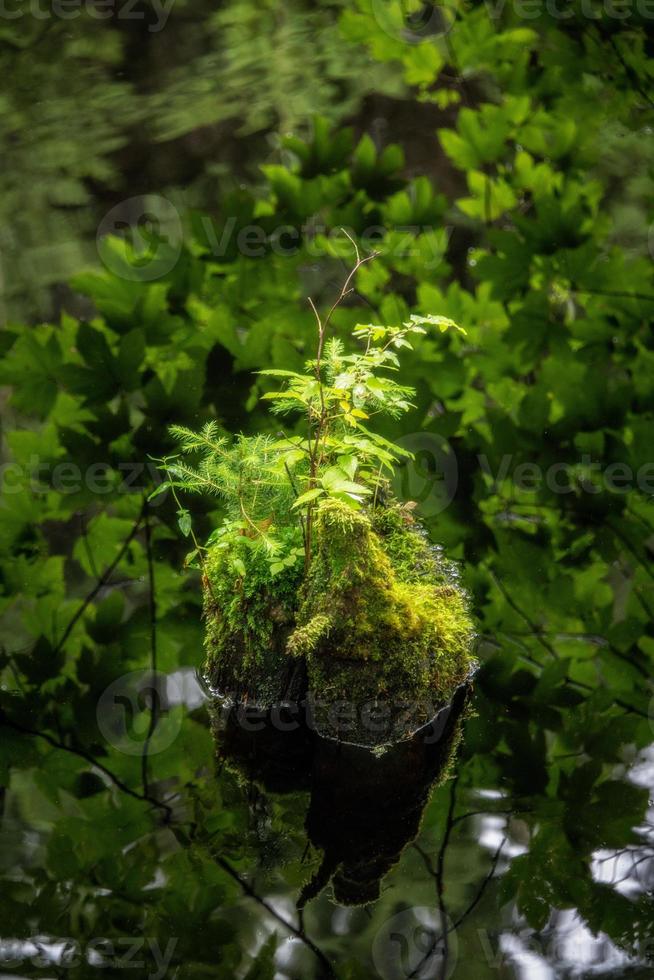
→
(204, 499, 475, 745)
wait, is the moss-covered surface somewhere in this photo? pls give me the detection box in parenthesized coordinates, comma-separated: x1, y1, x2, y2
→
(288, 500, 475, 742)
(203, 525, 305, 703)
(203, 497, 475, 743)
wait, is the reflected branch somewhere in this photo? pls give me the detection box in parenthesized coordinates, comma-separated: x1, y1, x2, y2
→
(141, 501, 160, 797)
(0, 714, 172, 819)
(53, 501, 146, 658)
(408, 774, 459, 980)
(451, 836, 507, 932)
(211, 852, 336, 979)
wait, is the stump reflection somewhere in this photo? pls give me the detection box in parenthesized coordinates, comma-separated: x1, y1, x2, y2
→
(211, 683, 472, 907)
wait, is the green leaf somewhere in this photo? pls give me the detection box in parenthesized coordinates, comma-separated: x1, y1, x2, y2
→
(291, 488, 324, 509)
(243, 934, 277, 980)
(257, 369, 305, 378)
(260, 391, 306, 402)
(177, 509, 192, 537)
(322, 466, 372, 497)
(408, 313, 466, 335)
(116, 328, 145, 389)
(77, 322, 114, 371)
(336, 454, 358, 480)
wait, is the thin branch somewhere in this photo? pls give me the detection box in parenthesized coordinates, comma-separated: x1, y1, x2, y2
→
(493, 630, 650, 720)
(303, 235, 378, 571)
(452, 808, 521, 827)
(409, 775, 459, 980)
(450, 836, 506, 931)
(435, 776, 458, 980)
(53, 501, 146, 657)
(413, 841, 437, 877)
(0, 714, 171, 819)
(492, 626, 650, 681)
(2, 718, 335, 974)
(80, 512, 100, 580)
(283, 457, 307, 552)
(490, 572, 559, 660)
(212, 853, 336, 978)
(141, 502, 159, 797)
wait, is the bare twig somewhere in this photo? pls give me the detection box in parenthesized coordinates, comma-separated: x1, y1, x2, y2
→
(0, 714, 172, 820)
(53, 501, 146, 657)
(409, 775, 459, 980)
(211, 852, 336, 978)
(490, 571, 559, 660)
(450, 836, 507, 931)
(141, 502, 159, 797)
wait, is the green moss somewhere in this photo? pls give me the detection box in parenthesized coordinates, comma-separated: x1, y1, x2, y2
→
(203, 525, 304, 702)
(371, 502, 445, 584)
(287, 499, 475, 742)
(203, 497, 475, 738)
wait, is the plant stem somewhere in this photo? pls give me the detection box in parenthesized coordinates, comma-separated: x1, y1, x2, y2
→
(303, 236, 379, 571)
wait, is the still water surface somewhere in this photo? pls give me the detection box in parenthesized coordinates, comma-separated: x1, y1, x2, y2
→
(4, 659, 651, 980)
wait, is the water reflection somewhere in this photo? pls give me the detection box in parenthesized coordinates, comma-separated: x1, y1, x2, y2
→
(212, 683, 472, 909)
(2, 659, 653, 979)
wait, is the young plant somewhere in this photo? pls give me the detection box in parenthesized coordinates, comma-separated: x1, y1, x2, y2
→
(153, 240, 464, 575)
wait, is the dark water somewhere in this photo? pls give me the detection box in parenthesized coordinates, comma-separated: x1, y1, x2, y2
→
(3, 656, 651, 980)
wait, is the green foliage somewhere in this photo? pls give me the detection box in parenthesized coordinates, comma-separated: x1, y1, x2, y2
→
(203, 519, 304, 700)
(0, 20, 136, 319)
(1, 2, 404, 321)
(150, 0, 401, 140)
(0, 4, 653, 973)
(156, 266, 464, 571)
